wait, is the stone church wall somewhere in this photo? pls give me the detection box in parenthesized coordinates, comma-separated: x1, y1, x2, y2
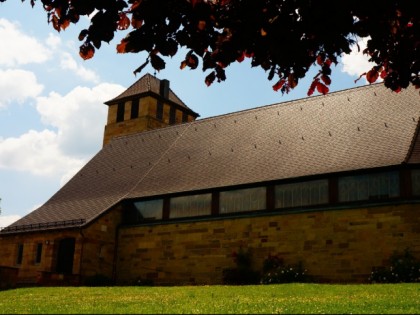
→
(116, 203, 420, 285)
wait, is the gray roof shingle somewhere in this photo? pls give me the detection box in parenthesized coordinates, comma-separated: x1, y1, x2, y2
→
(4, 83, 420, 232)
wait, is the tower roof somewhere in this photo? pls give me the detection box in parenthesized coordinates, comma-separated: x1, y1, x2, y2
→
(104, 73, 199, 117)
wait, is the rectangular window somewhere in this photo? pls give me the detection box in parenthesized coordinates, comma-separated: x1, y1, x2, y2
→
(130, 98, 139, 119)
(220, 187, 266, 214)
(116, 102, 125, 122)
(411, 169, 420, 196)
(35, 243, 43, 264)
(156, 101, 163, 120)
(16, 243, 24, 265)
(134, 199, 163, 221)
(275, 179, 328, 209)
(170, 194, 211, 218)
(169, 107, 176, 124)
(338, 171, 400, 202)
(182, 112, 188, 123)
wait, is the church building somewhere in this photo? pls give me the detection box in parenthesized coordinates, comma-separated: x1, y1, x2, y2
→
(1, 73, 420, 287)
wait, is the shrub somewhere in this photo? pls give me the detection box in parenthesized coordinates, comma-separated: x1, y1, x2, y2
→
(222, 246, 260, 285)
(369, 248, 420, 283)
(260, 254, 309, 284)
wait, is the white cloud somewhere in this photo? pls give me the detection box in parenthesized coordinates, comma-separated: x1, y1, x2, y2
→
(0, 18, 52, 67)
(341, 37, 378, 82)
(0, 129, 84, 177)
(0, 69, 44, 109)
(45, 32, 62, 50)
(0, 215, 21, 228)
(0, 82, 124, 185)
(60, 52, 100, 83)
(36, 83, 124, 157)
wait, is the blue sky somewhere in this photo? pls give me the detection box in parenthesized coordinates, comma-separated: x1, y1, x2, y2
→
(0, 1, 373, 227)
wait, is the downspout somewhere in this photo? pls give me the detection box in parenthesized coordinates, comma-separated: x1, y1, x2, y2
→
(78, 227, 85, 285)
(112, 223, 121, 284)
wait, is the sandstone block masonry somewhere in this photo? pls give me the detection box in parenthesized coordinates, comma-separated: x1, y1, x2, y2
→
(116, 203, 420, 285)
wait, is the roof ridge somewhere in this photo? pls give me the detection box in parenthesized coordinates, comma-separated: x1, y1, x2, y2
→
(183, 83, 380, 123)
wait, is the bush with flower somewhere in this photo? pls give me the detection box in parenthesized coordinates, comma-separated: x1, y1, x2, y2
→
(369, 248, 420, 283)
(260, 254, 310, 284)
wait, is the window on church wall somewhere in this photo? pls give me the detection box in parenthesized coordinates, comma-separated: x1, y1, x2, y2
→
(275, 179, 328, 209)
(134, 199, 163, 221)
(220, 187, 266, 214)
(116, 102, 125, 122)
(411, 169, 420, 196)
(130, 98, 139, 119)
(169, 107, 176, 124)
(35, 243, 43, 264)
(156, 101, 164, 120)
(182, 112, 188, 123)
(16, 243, 24, 265)
(338, 171, 400, 202)
(169, 194, 212, 218)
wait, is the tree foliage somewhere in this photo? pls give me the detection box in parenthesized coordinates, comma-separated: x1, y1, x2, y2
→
(8, 0, 420, 95)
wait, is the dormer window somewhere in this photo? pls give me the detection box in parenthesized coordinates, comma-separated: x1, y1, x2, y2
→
(116, 102, 125, 122)
(157, 101, 163, 120)
(169, 107, 176, 124)
(131, 99, 139, 119)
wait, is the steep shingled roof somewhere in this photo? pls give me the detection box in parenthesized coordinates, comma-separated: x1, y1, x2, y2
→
(3, 83, 420, 233)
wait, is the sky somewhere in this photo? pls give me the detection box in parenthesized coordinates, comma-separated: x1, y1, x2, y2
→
(0, 1, 374, 228)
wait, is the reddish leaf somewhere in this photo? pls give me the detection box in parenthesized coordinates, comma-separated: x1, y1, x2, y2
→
(321, 74, 331, 86)
(236, 51, 245, 63)
(205, 71, 216, 86)
(324, 59, 332, 67)
(198, 20, 206, 31)
(131, 18, 143, 29)
(79, 42, 95, 60)
(150, 53, 166, 71)
(60, 18, 70, 31)
(380, 70, 387, 79)
(316, 54, 324, 65)
(272, 79, 285, 92)
(118, 13, 130, 30)
(191, 0, 202, 7)
(187, 54, 199, 69)
(245, 51, 254, 58)
(366, 69, 379, 84)
(78, 29, 88, 41)
(52, 15, 60, 32)
(394, 87, 402, 93)
(307, 79, 318, 96)
(316, 82, 329, 95)
(288, 73, 297, 89)
(217, 61, 228, 68)
(180, 60, 187, 70)
(260, 28, 267, 36)
(117, 40, 128, 53)
(129, 1, 141, 12)
(55, 7, 62, 18)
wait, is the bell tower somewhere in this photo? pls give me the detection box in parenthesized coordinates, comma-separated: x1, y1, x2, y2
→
(103, 73, 199, 146)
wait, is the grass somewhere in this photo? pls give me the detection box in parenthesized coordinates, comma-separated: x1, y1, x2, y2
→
(1, 283, 420, 314)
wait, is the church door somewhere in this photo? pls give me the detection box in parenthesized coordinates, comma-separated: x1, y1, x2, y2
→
(56, 237, 75, 274)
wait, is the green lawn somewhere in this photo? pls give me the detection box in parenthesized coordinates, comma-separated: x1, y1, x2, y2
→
(1, 283, 419, 314)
